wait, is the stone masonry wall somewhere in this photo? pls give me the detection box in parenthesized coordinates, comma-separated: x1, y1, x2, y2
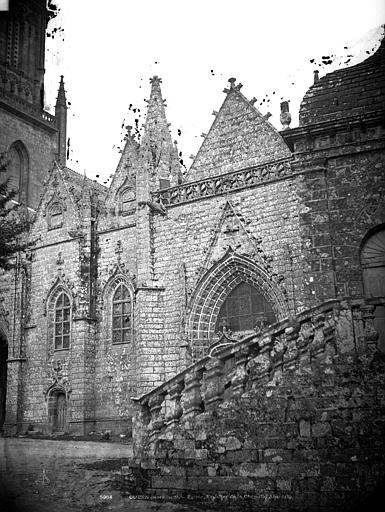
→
(22, 238, 82, 432)
(294, 126, 385, 306)
(129, 299, 385, 512)
(151, 174, 308, 369)
(93, 224, 137, 433)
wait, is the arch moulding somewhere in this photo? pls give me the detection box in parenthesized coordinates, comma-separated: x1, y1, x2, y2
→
(186, 249, 289, 357)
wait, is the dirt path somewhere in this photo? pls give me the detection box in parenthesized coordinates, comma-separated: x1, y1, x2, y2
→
(0, 438, 209, 512)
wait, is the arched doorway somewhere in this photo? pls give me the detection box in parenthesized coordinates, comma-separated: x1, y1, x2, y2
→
(48, 389, 67, 433)
(361, 226, 385, 352)
(0, 333, 7, 431)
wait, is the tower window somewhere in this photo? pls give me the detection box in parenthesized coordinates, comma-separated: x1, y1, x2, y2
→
(48, 202, 63, 229)
(112, 283, 132, 344)
(216, 282, 276, 333)
(54, 293, 71, 350)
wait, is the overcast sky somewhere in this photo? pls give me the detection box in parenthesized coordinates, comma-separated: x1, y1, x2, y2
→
(44, 0, 385, 186)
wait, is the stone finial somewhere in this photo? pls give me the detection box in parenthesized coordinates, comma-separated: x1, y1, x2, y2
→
(313, 70, 319, 84)
(250, 97, 257, 105)
(228, 77, 237, 88)
(150, 75, 162, 85)
(280, 101, 292, 130)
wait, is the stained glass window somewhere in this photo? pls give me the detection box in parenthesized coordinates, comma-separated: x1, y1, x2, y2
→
(55, 292, 71, 350)
(112, 283, 131, 343)
(216, 282, 276, 333)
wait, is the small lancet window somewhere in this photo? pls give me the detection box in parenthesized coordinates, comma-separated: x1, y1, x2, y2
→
(121, 188, 134, 213)
(48, 202, 63, 229)
(54, 292, 71, 350)
(216, 282, 276, 333)
(112, 283, 132, 344)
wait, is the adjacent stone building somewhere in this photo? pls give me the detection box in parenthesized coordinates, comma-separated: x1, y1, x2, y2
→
(0, 2, 384, 438)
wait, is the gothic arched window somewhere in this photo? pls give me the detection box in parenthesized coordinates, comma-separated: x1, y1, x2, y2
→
(216, 282, 276, 333)
(3, 141, 29, 203)
(112, 283, 132, 344)
(48, 202, 63, 229)
(54, 292, 71, 350)
(361, 227, 385, 299)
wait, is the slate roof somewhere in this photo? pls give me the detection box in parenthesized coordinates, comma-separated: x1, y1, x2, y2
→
(299, 31, 385, 126)
(60, 166, 108, 202)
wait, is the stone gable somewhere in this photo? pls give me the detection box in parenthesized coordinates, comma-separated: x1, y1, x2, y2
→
(187, 79, 291, 181)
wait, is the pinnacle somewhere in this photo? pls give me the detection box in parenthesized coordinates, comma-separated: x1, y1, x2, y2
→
(55, 75, 67, 108)
(143, 76, 169, 132)
(140, 76, 180, 180)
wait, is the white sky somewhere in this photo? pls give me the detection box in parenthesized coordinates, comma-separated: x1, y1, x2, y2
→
(44, 0, 385, 186)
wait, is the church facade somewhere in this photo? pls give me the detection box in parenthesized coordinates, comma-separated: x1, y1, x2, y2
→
(0, 1, 384, 436)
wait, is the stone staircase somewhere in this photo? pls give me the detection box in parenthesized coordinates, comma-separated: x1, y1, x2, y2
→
(127, 298, 385, 511)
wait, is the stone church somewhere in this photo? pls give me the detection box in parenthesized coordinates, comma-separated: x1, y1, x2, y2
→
(0, 0, 384, 439)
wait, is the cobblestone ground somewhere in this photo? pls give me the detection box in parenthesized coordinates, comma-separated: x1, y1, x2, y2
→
(0, 438, 208, 512)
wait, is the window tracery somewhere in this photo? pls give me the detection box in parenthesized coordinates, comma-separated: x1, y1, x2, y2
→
(112, 283, 132, 344)
(215, 282, 276, 333)
(54, 292, 71, 350)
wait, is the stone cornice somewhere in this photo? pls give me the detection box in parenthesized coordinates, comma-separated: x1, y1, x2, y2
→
(281, 110, 385, 151)
(0, 95, 58, 133)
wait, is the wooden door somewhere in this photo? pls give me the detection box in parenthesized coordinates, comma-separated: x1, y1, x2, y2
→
(56, 393, 66, 432)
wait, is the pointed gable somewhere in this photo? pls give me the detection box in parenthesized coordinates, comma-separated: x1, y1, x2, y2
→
(106, 129, 139, 204)
(187, 79, 291, 182)
(31, 164, 82, 239)
(140, 76, 180, 186)
(31, 163, 107, 239)
(98, 129, 139, 230)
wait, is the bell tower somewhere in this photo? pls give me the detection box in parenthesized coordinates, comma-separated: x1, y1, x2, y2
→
(0, 0, 67, 209)
(0, 0, 51, 108)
